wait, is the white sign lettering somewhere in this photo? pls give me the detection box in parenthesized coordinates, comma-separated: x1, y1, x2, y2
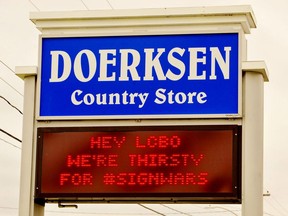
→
(49, 47, 231, 83)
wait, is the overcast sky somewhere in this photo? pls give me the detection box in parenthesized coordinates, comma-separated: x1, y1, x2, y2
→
(0, 0, 288, 215)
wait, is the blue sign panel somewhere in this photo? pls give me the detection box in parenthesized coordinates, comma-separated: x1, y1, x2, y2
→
(39, 33, 239, 118)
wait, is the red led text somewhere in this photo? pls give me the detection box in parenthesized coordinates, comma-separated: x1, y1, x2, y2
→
(103, 172, 208, 186)
(53, 132, 217, 193)
(60, 173, 93, 186)
(67, 154, 118, 167)
(136, 135, 181, 148)
(90, 136, 126, 149)
(129, 154, 204, 167)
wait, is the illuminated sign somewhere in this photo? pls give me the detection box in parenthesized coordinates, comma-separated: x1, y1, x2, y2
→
(39, 33, 240, 118)
(35, 125, 241, 202)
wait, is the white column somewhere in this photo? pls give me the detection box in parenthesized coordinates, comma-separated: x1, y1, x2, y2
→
(16, 67, 44, 216)
(242, 61, 268, 216)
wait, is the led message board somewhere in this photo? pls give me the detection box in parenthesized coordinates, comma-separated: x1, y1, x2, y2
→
(35, 125, 241, 203)
(39, 33, 240, 119)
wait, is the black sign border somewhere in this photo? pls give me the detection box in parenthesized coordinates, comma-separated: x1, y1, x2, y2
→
(35, 125, 241, 204)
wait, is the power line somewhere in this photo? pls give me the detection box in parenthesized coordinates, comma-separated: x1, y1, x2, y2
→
(80, 0, 89, 10)
(81, 0, 112, 10)
(0, 137, 21, 150)
(43, 206, 244, 215)
(265, 198, 286, 216)
(138, 204, 165, 216)
(106, 0, 114, 9)
(29, 0, 40, 11)
(0, 59, 14, 74)
(0, 61, 23, 116)
(264, 194, 288, 216)
(161, 204, 192, 216)
(205, 206, 239, 216)
(0, 128, 22, 143)
(0, 95, 23, 115)
(0, 65, 23, 97)
(270, 195, 288, 215)
(0, 76, 23, 97)
(0, 75, 23, 97)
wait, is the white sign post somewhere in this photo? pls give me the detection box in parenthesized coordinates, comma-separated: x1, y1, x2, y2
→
(17, 5, 268, 216)
(242, 61, 269, 215)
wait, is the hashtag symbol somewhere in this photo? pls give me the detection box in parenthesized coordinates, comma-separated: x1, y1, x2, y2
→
(103, 173, 115, 185)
